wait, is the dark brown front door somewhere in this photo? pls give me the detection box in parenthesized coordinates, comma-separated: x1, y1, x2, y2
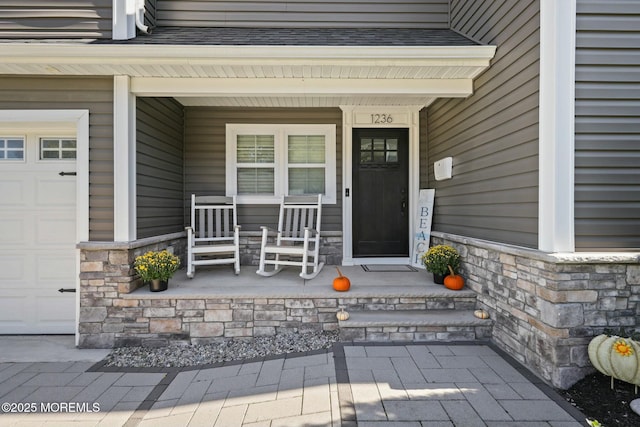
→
(352, 128, 409, 257)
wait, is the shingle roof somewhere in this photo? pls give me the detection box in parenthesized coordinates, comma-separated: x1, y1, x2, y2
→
(98, 26, 480, 46)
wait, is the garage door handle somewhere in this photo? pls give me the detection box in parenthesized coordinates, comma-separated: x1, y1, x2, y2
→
(59, 171, 76, 176)
(58, 288, 76, 293)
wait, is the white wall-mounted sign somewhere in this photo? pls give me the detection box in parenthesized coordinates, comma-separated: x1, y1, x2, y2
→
(411, 189, 435, 268)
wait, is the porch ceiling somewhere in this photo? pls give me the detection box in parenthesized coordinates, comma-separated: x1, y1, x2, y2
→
(0, 43, 496, 107)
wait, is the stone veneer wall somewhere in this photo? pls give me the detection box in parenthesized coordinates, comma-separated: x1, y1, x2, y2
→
(431, 231, 640, 389)
(78, 232, 187, 348)
(78, 232, 343, 348)
(240, 232, 343, 267)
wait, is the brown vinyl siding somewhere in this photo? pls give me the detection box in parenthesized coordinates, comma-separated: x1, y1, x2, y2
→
(426, 0, 540, 248)
(156, 0, 449, 28)
(183, 107, 342, 232)
(136, 97, 184, 238)
(0, 76, 113, 241)
(575, 0, 640, 250)
(0, 0, 112, 39)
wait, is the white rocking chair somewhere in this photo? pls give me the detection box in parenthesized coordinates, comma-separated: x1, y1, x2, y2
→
(256, 194, 324, 279)
(185, 195, 240, 278)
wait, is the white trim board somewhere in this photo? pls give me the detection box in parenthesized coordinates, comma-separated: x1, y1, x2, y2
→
(340, 105, 423, 266)
(113, 76, 137, 241)
(538, 0, 576, 252)
(0, 109, 89, 345)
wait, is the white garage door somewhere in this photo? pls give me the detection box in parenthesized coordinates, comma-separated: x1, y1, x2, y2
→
(0, 133, 77, 334)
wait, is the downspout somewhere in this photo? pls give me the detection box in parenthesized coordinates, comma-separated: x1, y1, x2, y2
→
(135, 0, 151, 34)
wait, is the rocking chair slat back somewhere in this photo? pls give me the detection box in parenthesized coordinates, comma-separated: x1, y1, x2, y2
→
(192, 196, 236, 241)
(279, 196, 321, 240)
(187, 194, 241, 277)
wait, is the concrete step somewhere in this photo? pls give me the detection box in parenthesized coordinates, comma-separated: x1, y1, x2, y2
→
(338, 309, 493, 342)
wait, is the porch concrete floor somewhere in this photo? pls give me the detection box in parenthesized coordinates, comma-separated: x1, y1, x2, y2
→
(127, 265, 474, 299)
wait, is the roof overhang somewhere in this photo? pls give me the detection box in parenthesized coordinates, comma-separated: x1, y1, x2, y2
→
(0, 44, 496, 107)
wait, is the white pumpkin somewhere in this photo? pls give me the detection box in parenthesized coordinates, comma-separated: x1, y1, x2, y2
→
(473, 309, 489, 319)
(336, 308, 349, 321)
(588, 334, 640, 386)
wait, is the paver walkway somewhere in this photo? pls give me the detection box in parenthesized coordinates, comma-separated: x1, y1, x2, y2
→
(337, 344, 585, 427)
(0, 343, 586, 426)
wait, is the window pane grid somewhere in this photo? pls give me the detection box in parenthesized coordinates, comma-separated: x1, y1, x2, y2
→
(0, 137, 24, 160)
(288, 135, 325, 164)
(237, 135, 274, 163)
(288, 168, 325, 195)
(360, 137, 398, 165)
(40, 138, 77, 160)
(237, 168, 275, 194)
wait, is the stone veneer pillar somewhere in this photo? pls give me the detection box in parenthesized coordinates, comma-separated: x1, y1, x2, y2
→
(77, 233, 186, 348)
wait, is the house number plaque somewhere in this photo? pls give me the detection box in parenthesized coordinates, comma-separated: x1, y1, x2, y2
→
(354, 112, 408, 126)
(371, 113, 393, 124)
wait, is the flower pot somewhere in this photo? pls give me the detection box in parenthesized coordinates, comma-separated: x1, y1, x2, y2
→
(433, 273, 446, 285)
(149, 279, 168, 292)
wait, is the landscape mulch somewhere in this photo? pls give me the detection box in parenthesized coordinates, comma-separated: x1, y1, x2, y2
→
(558, 372, 640, 427)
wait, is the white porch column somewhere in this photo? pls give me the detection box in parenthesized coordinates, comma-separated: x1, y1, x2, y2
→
(538, 0, 576, 252)
(113, 75, 137, 241)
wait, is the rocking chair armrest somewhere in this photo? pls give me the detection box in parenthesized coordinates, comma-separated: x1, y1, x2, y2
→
(303, 227, 319, 237)
(260, 225, 277, 234)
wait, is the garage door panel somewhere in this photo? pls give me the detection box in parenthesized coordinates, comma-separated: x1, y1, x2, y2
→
(0, 219, 27, 245)
(36, 296, 75, 322)
(0, 294, 33, 329)
(36, 217, 76, 245)
(0, 255, 25, 281)
(36, 178, 75, 207)
(37, 254, 76, 282)
(0, 179, 27, 205)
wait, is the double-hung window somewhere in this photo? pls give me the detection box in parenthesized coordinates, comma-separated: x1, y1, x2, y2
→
(226, 124, 336, 203)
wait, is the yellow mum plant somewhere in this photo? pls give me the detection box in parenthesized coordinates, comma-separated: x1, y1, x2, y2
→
(421, 245, 460, 275)
(134, 250, 180, 282)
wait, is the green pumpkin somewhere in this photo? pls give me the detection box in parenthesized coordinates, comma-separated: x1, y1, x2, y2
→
(588, 334, 640, 386)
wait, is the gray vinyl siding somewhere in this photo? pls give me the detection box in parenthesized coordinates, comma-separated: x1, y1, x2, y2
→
(183, 107, 342, 232)
(136, 98, 184, 238)
(0, 0, 112, 39)
(156, 0, 449, 28)
(0, 76, 114, 241)
(144, 0, 157, 28)
(426, 0, 540, 248)
(419, 108, 429, 189)
(575, 0, 640, 250)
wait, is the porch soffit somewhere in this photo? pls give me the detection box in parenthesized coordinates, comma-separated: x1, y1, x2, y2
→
(0, 28, 496, 107)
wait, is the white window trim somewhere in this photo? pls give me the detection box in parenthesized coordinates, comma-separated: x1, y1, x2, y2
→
(226, 124, 337, 204)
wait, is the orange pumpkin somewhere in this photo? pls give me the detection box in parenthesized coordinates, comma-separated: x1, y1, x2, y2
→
(333, 267, 351, 291)
(444, 265, 464, 291)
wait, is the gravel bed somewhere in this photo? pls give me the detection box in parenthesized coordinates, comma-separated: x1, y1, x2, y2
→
(103, 330, 339, 368)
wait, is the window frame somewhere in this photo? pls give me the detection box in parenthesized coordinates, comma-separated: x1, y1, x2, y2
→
(226, 124, 336, 204)
(38, 136, 78, 161)
(0, 136, 26, 162)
